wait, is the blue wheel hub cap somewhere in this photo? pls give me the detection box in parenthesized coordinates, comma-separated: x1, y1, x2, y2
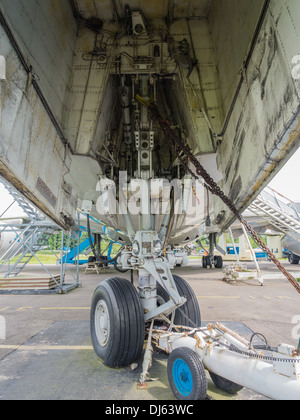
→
(173, 358, 193, 396)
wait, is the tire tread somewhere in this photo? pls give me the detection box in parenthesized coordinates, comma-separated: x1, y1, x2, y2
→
(90, 277, 145, 368)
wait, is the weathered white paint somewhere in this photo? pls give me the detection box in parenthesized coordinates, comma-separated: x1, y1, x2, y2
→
(0, 0, 77, 126)
(209, 0, 265, 115)
(175, 338, 300, 401)
(168, 18, 221, 153)
(0, 0, 300, 240)
(214, 0, 300, 229)
(63, 25, 115, 155)
(0, 23, 77, 229)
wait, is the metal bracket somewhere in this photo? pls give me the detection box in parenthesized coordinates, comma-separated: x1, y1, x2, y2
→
(140, 257, 186, 322)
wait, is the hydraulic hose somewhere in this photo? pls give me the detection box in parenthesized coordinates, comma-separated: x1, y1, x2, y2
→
(86, 214, 123, 264)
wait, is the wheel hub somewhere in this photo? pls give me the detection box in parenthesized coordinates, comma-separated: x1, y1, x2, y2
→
(95, 300, 110, 347)
(173, 359, 193, 396)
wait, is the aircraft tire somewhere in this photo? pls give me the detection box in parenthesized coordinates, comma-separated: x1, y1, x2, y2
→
(214, 256, 223, 269)
(289, 253, 300, 265)
(209, 371, 243, 395)
(90, 277, 145, 368)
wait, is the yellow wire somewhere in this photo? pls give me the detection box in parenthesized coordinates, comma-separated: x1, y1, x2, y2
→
(135, 94, 151, 108)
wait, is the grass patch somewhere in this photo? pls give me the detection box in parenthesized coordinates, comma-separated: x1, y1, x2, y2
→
(2, 252, 84, 265)
(1, 251, 119, 266)
(8, 253, 59, 265)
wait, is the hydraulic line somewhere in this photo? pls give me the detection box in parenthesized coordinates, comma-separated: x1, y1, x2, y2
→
(86, 215, 123, 264)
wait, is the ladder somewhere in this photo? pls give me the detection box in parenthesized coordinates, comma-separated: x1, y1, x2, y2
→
(0, 178, 81, 294)
(248, 187, 300, 242)
(2, 182, 44, 221)
(0, 178, 58, 278)
(1, 225, 57, 278)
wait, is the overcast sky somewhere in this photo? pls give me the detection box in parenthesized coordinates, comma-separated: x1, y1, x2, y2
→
(0, 184, 25, 217)
(268, 147, 300, 203)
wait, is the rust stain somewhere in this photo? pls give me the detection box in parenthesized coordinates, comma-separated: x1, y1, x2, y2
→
(251, 161, 277, 195)
(245, 114, 300, 206)
(282, 114, 300, 151)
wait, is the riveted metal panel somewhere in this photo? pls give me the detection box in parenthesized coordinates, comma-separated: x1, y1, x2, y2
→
(0, 24, 77, 229)
(214, 0, 300, 229)
(0, 0, 77, 128)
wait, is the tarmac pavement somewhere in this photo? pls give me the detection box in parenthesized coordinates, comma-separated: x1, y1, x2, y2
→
(0, 259, 299, 401)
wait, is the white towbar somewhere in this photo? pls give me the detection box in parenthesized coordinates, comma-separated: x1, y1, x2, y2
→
(153, 323, 300, 401)
(201, 346, 300, 401)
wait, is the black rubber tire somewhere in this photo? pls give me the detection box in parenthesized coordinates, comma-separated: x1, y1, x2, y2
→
(90, 277, 145, 368)
(168, 347, 207, 401)
(214, 256, 223, 269)
(157, 275, 201, 328)
(204, 255, 213, 268)
(209, 371, 243, 395)
(289, 253, 300, 265)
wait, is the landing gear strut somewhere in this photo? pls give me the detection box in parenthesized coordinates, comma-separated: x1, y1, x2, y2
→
(199, 233, 224, 269)
(89, 71, 203, 386)
(90, 231, 202, 375)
